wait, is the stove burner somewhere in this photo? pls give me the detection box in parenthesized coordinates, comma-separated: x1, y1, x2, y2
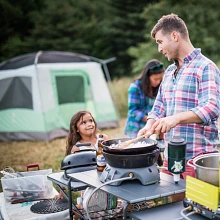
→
(30, 198, 69, 214)
(100, 164, 160, 186)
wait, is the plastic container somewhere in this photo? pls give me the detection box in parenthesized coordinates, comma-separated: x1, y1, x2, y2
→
(1, 169, 53, 202)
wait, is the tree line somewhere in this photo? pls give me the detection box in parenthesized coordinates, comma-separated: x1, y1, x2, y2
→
(1, 0, 220, 78)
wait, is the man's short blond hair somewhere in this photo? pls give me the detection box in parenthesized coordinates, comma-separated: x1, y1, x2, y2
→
(151, 13, 189, 40)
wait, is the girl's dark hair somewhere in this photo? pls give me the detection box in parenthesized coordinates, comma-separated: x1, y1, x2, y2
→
(138, 59, 164, 98)
(65, 110, 98, 155)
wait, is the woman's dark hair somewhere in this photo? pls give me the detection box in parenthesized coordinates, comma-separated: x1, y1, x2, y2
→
(138, 59, 164, 98)
(65, 110, 98, 155)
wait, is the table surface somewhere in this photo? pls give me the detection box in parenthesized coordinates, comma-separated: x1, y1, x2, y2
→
(130, 201, 208, 220)
(47, 171, 88, 191)
(68, 170, 186, 204)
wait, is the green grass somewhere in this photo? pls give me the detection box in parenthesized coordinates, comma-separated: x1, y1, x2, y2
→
(110, 77, 134, 118)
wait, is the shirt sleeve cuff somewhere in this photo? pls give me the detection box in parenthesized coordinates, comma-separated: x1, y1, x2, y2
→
(147, 112, 160, 121)
(191, 108, 212, 125)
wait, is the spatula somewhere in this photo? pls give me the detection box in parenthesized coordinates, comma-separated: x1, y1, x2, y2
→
(118, 131, 158, 149)
(117, 134, 145, 149)
(118, 132, 158, 149)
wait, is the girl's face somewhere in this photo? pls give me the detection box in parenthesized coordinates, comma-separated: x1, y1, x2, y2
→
(149, 72, 163, 87)
(76, 113, 96, 136)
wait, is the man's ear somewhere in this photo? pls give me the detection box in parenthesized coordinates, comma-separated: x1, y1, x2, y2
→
(171, 31, 179, 42)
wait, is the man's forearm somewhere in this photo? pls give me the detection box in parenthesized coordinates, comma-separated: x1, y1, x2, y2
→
(175, 111, 203, 124)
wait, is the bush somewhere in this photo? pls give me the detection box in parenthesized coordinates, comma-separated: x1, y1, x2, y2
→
(110, 77, 134, 118)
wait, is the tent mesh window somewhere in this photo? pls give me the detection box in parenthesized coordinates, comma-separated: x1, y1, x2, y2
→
(56, 76, 85, 104)
(0, 76, 33, 110)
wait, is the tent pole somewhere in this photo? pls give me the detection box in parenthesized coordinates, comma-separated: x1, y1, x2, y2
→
(34, 51, 49, 142)
(97, 57, 120, 121)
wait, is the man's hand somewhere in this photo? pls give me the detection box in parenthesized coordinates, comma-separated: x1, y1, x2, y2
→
(151, 115, 180, 134)
(137, 119, 156, 137)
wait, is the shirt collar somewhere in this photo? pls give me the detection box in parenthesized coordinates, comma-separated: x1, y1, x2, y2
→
(183, 48, 201, 63)
(167, 48, 201, 72)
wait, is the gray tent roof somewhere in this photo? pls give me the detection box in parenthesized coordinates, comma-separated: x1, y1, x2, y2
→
(0, 51, 101, 70)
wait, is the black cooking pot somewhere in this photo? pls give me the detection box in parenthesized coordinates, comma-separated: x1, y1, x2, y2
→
(102, 138, 157, 155)
(103, 147, 160, 168)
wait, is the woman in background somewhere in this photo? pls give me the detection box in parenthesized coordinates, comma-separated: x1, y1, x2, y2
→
(124, 59, 164, 138)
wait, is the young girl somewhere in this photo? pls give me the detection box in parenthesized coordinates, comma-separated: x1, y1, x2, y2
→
(66, 110, 108, 154)
(55, 111, 108, 203)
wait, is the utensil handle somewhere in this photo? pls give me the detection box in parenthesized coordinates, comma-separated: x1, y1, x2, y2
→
(149, 134, 157, 140)
(133, 134, 146, 142)
(11, 197, 50, 204)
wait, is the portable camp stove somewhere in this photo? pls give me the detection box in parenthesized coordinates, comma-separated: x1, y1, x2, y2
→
(100, 163, 160, 186)
(184, 176, 220, 219)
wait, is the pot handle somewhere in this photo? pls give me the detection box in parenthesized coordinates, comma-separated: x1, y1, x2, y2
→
(187, 159, 196, 169)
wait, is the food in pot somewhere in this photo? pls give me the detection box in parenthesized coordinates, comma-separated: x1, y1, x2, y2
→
(109, 141, 151, 149)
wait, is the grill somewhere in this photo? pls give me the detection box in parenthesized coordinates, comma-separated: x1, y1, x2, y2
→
(30, 198, 69, 214)
(61, 149, 97, 180)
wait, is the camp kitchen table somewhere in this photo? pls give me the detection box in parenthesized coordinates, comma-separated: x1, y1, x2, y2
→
(48, 170, 205, 220)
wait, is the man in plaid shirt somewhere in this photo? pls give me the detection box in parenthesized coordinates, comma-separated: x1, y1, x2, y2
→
(138, 13, 220, 178)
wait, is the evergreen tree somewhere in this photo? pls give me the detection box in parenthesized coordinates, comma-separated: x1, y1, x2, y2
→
(106, 0, 157, 77)
(0, 0, 45, 60)
(129, 0, 220, 75)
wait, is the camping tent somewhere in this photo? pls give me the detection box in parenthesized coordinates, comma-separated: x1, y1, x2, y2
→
(0, 51, 119, 141)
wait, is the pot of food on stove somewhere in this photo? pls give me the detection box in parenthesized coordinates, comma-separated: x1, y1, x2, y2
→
(101, 138, 160, 168)
(102, 137, 158, 155)
(187, 152, 220, 186)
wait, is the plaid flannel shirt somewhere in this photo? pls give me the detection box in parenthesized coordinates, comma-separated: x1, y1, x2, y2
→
(124, 79, 155, 138)
(148, 48, 220, 160)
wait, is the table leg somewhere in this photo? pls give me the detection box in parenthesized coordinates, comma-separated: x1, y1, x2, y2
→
(123, 201, 129, 219)
(54, 179, 85, 220)
(67, 177, 86, 220)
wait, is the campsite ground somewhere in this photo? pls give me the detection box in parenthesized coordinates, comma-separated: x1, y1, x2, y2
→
(0, 118, 127, 192)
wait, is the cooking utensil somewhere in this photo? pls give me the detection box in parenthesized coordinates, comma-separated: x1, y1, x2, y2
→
(11, 197, 51, 204)
(102, 138, 157, 155)
(117, 135, 146, 148)
(187, 152, 220, 186)
(118, 134, 158, 149)
(103, 148, 160, 168)
(0, 171, 17, 178)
